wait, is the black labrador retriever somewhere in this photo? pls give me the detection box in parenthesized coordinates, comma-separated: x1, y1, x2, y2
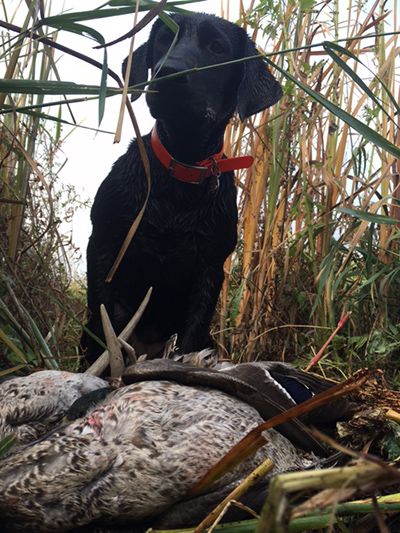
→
(84, 12, 282, 363)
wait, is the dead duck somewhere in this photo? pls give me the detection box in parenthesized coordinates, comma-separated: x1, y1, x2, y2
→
(0, 371, 108, 445)
(0, 359, 351, 532)
(122, 358, 353, 453)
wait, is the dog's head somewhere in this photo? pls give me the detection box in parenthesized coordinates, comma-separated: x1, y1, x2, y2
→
(123, 12, 282, 125)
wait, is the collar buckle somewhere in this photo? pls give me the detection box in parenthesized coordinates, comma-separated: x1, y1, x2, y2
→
(169, 158, 208, 184)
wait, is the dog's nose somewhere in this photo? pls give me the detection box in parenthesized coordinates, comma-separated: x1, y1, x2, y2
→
(155, 59, 191, 84)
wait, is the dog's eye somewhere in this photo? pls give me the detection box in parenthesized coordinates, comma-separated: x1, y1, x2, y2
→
(159, 32, 173, 46)
(209, 40, 225, 54)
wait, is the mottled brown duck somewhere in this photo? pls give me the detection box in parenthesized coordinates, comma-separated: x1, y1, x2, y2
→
(0, 371, 108, 445)
(0, 360, 351, 532)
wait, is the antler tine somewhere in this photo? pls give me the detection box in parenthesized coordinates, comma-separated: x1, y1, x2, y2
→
(100, 304, 125, 378)
(120, 287, 153, 341)
(119, 337, 137, 365)
(85, 287, 153, 376)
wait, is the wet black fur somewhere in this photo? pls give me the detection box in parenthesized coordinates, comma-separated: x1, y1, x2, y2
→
(84, 12, 282, 363)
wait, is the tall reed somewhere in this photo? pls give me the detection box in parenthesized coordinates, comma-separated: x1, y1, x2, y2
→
(218, 0, 400, 371)
(0, 0, 399, 375)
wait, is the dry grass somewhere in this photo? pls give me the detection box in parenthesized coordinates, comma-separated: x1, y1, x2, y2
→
(215, 0, 400, 373)
(0, 1, 399, 377)
(0, 1, 89, 372)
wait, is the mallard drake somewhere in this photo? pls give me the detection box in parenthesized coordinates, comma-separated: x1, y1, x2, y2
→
(0, 359, 351, 532)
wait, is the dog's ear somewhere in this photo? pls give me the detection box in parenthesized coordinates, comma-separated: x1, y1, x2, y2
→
(122, 43, 149, 102)
(237, 38, 282, 121)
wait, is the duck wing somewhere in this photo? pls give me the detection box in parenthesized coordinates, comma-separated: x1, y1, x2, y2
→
(245, 362, 355, 425)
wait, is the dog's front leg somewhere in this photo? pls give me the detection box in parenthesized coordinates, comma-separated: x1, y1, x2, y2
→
(178, 266, 225, 353)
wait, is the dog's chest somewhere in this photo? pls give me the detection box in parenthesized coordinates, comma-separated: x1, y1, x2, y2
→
(135, 203, 224, 260)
